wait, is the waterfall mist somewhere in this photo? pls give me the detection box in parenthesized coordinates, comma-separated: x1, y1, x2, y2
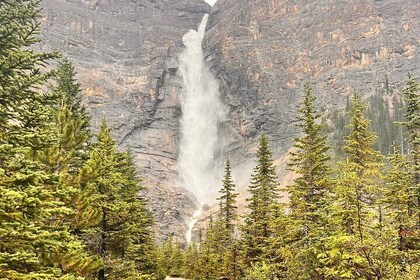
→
(178, 14, 226, 204)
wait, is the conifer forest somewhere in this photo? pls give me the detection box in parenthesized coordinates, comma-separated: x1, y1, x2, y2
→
(0, 0, 419, 279)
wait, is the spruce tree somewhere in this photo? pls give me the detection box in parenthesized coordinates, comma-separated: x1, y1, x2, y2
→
(383, 146, 414, 249)
(332, 92, 386, 279)
(45, 59, 91, 171)
(241, 134, 279, 265)
(339, 92, 382, 238)
(215, 160, 239, 279)
(217, 159, 239, 240)
(0, 1, 98, 278)
(182, 243, 201, 280)
(401, 73, 420, 225)
(80, 120, 156, 279)
(199, 216, 222, 280)
(40, 59, 92, 218)
(286, 83, 333, 278)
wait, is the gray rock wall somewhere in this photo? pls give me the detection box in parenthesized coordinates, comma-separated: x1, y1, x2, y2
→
(204, 0, 420, 170)
(40, 0, 420, 241)
(41, 0, 210, 242)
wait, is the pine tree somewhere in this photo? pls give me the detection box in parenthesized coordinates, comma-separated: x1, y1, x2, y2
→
(215, 160, 239, 279)
(199, 216, 222, 280)
(241, 134, 279, 265)
(339, 92, 382, 238)
(0, 1, 99, 278)
(182, 243, 201, 280)
(39, 59, 92, 220)
(383, 146, 414, 250)
(80, 120, 156, 279)
(217, 159, 239, 240)
(401, 73, 420, 226)
(52, 59, 90, 124)
(332, 92, 386, 279)
(44, 58, 91, 171)
(286, 83, 333, 278)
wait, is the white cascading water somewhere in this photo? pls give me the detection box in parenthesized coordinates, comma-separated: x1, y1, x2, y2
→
(178, 14, 226, 204)
(178, 14, 226, 241)
(185, 208, 203, 243)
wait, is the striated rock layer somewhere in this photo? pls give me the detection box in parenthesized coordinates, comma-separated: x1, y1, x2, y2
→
(204, 0, 420, 177)
(40, 0, 210, 242)
(40, 0, 420, 241)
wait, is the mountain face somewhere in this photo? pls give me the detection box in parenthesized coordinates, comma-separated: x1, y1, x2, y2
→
(41, 0, 210, 242)
(205, 0, 420, 169)
(41, 0, 420, 241)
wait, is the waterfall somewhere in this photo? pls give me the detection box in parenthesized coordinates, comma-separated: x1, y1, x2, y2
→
(178, 14, 226, 205)
(185, 208, 203, 243)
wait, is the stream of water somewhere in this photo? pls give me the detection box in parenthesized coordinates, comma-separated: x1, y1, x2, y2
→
(178, 14, 226, 205)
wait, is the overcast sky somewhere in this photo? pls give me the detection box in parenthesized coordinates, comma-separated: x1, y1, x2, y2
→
(204, 0, 217, 5)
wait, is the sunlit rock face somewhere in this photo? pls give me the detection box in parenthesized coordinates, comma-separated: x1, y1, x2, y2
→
(204, 0, 420, 175)
(40, 0, 210, 242)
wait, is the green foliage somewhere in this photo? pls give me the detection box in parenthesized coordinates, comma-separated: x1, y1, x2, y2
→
(80, 121, 156, 279)
(2, 1, 420, 278)
(286, 83, 334, 278)
(244, 262, 277, 280)
(241, 134, 280, 265)
(0, 1, 99, 278)
(0, 2, 158, 278)
(401, 73, 420, 226)
(383, 146, 412, 231)
(329, 92, 407, 157)
(217, 159, 239, 238)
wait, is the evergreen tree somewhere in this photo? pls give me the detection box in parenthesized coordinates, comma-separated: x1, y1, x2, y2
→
(0, 1, 98, 278)
(241, 134, 279, 265)
(182, 243, 201, 280)
(215, 160, 239, 279)
(286, 83, 333, 278)
(199, 216, 222, 280)
(339, 92, 382, 237)
(401, 73, 420, 225)
(80, 120, 156, 279)
(383, 146, 415, 250)
(44, 59, 91, 171)
(332, 92, 386, 279)
(52, 59, 90, 126)
(39, 59, 92, 223)
(217, 159, 239, 240)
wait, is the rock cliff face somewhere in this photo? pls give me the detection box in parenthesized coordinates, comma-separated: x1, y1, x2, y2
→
(204, 0, 420, 172)
(40, 0, 420, 241)
(40, 0, 210, 242)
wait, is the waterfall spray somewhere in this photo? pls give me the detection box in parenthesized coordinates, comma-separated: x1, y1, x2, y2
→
(178, 14, 226, 206)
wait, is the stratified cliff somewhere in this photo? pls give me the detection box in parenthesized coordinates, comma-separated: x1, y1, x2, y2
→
(205, 0, 420, 171)
(40, 0, 210, 242)
(40, 0, 420, 241)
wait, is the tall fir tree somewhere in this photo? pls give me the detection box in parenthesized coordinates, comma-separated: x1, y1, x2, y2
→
(216, 159, 239, 279)
(40, 59, 92, 218)
(0, 1, 99, 278)
(332, 92, 387, 279)
(217, 159, 239, 240)
(79, 120, 156, 279)
(286, 83, 333, 279)
(241, 134, 279, 265)
(199, 216, 223, 280)
(383, 146, 415, 250)
(401, 73, 420, 226)
(339, 92, 382, 238)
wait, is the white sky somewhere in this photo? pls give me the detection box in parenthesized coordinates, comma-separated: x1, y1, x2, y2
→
(204, 0, 217, 5)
